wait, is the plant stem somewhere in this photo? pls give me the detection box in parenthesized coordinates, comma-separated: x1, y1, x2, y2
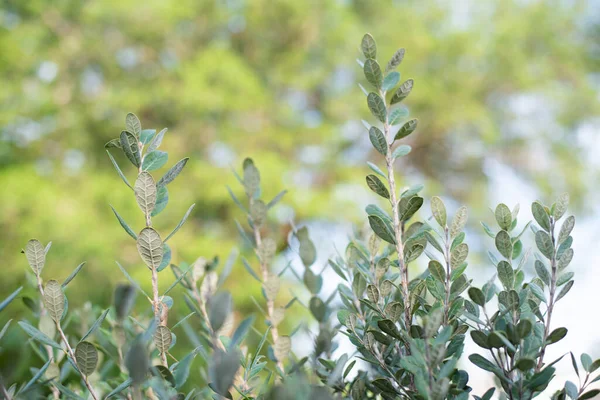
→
(381, 90, 411, 331)
(536, 219, 557, 372)
(443, 228, 451, 325)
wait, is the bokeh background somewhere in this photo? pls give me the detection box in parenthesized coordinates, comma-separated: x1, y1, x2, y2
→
(1, 0, 600, 395)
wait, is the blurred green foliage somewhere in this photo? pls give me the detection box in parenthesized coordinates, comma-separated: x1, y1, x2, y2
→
(1, 0, 599, 376)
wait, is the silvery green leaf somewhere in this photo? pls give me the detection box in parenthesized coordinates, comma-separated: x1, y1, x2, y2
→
(142, 150, 168, 171)
(0, 287, 22, 313)
(390, 79, 413, 104)
(558, 216, 575, 245)
(430, 196, 447, 227)
(297, 226, 316, 267)
(75, 341, 98, 376)
(154, 326, 172, 353)
(531, 201, 550, 231)
(553, 192, 569, 219)
(368, 215, 396, 244)
(497, 261, 514, 290)
(137, 228, 163, 270)
(556, 280, 573, 302)
(267, 190, 287, 209)
(309, 296, 326, 322)
(120, 131, 141, 168)
(274, 336, 291, 362)
(398, 196, 423, 221)
(382, 71, 400, 91)
(557, 271, 574, 286)
(110, 205, 137, 240)
(451, 243, 468, 270)
(425, 231, 443, 253)
(366, 284, 379, 303)
(361, 33, 377, 59)
(116, 261, 148, 298)
(428, 260, 445, 283)
(19, 359, 51, 395)
(367, 161, 387, 179)
(495, 204, 512, 231)
(62, 262, 85, 289)
(44, 280, 64, 322)
(369, 126, 387, 155)
(481, 222, 496, 238)
(81, 308, 109, 342)
(209, 291, 232, 332)
(366, 174, 389, 199)
(25, 239, 45, 276)
(392, 145, 412, 159)
(125, 338, 149, 385)
(209, 349, 241, 397)
(495, 230, 512, 259)
(535, 230, 554, 259)
(134, 172, 157, 215)
(363, 59, 382, 89)
(388, 107, 409, 125)
(385, 48, 405, 73)
(157, 158, 189, 187)
(367, 93, 387, 123)
(125, 113, 141, 137)
(147, 128, 167, 154)
(250, 199, 267, 227)
(164, 203, 196, 243)
(366, 203, 392, 223)
(18, 321, 62, 349)
(535, 260, 550, 286)
(114, 284, 136, 321)
(450, 206, 468, 239)
(105, 138, 122, 149)
(393, 118, 418, 141)
(158, 243, 171, 272)
(151, 185, 169, 217)
(106, 150, 133, 190)
(468, 288, 485, 307)
(405, 243, 424, 263)
(243, 158, 261, 198)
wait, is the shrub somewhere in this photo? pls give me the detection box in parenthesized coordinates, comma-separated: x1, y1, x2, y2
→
(0, 33, 598, 400)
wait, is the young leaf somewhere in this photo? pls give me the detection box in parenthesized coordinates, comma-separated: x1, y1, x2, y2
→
(139, 129, 155, 144)
(142, 150, 168, 172)
(361, 33, 377, 59)
(157, 158, 189, 187)
(147, 128, 167, 154)
(388, 107, 408, 125)
(125, 112, 141, 137)
(367, 93, 387, 123)
(392, 145, 412, 159)
(430, 196, 447, 227)
(75, 341, 98, 376)
(382, 72, 400, 91)
(385, 48, 405, 73)
(495, 204, 512, 231)
(450, 243, 469, 270)
(450, 206, 468, 238)
(553, 192, 569, 219)
(558, 216, 575, 245)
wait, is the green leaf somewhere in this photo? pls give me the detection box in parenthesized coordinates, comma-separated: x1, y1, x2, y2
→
(390, 79, 413, 104)
(230, 315, 255, 349)
(243, 158, 261, 198)
(125, 338, 149, 385)
(558, 216, 575, 245)
(546, 327, 567, 344)
(516, 320, 533, 339)
(425, 231, 443, 253)
(20, 359, 52, 395)
(147, 128, 167, 154)
(468, 287, 485, 307)
(430, 196, 447, 227)
(535, 230, 554, 259)
(392, 145, 411, 158)
(535, 260, 550, 286)
(581, 354, 593, 372)
(157, 158, 189, 187)
(366, 175, 389, 199)
(114, 284, 136, 321)
(377, 319, 401, 339)
(388, 107, 408, 125)
(209, 349, 241, 397)
(361, 33, 377, 59)
(579, 390, 600, 400)
(151, 185, 169, 217)
(382, 72, 400, 91)
(304, 269, 322, 294)
(106, 150, 133, 190)
(495, 230, 512, 259)
(0, 287, 22, 313)
(385, 48, 405, 73)
(553, 192, 569, 219)
(471, 330, 490, 349)
(44, 280, 64, 322)
(120, 131, 141, 168)
(142, 150, 168, 171)
(515, 358, 535, 371)
(125, 113, 141, 137)
(25, 239, 45, 275)
(104, 138, 121, 149)
(450, 206, 468, 238)
(309, 296, 326, 322)
(363, 59, 383, 89)
(497, 261, 514, 290)
(557, 271, 574, 286)
(366, 284, 379, 303)
(81, 308, 109, 342)
(134, 172, 157, 216)
(368, 215, 396, 244)
(495, 204, 512, 231)
(556, 280, 573, 302)
(18, 321, 62, 349)
(137, 228, 163, 270)
(274, 336, 291, 362)
(558, 248, 574, 271)
(209, 291, 232, 332)
(398, 196, 423, 221)
(367, 161, 386, 179)
(369, 126, 387, 155)
(469, 354, 499, 373)
(532, 201, 550, 231)
(297, 226, 316, 267)
(450, 275, 469, 296)
(75, 341, 98, 376)
(164, 203, 196, 243)
(154, 326, 172, 353)
(367, 93, 387, 123)
(393, 119, 418, 141)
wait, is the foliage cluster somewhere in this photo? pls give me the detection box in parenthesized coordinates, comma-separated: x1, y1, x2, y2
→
(0, 33, 598, 400)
